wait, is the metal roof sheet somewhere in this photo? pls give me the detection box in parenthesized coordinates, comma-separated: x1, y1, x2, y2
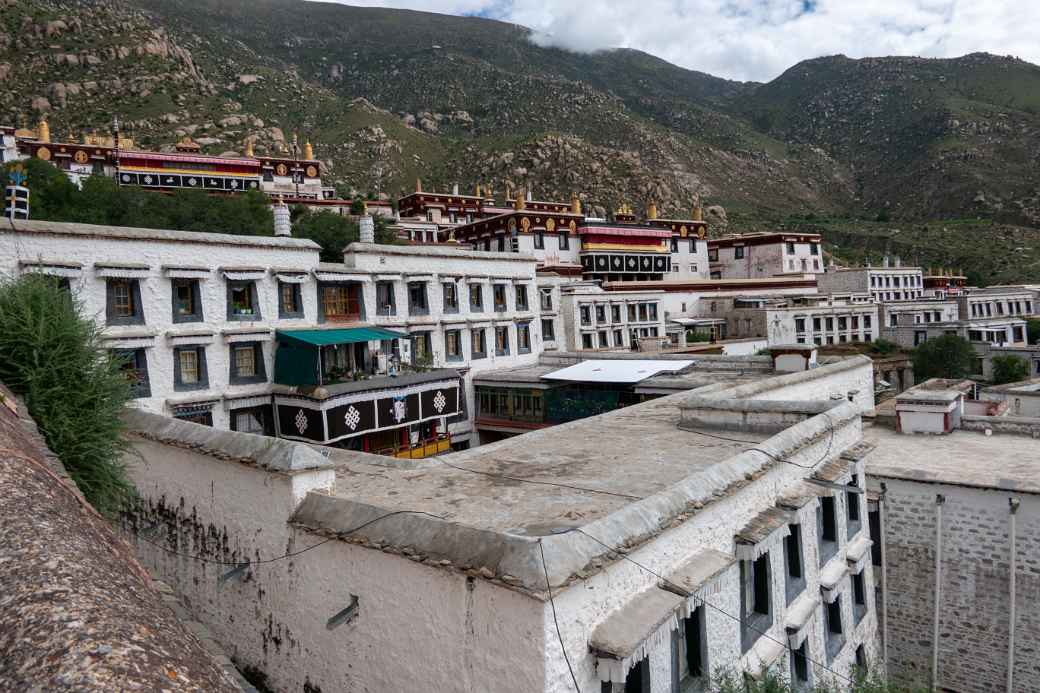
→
(542, 359, 694, 384)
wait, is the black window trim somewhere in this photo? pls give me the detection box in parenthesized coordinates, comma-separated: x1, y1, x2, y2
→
(114, 347, 151, 398)
(173, 344, 210, 392)
(106, 278, 146, 326)
(229, 341, 267, 384)
(277, 280, 304, 320)
(171, 278, 203, 324)
(226, 280, 262, 322)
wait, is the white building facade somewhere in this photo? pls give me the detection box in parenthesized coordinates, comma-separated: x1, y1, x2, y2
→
(818, 265, 924, 303)
(708, 232, 824, 279)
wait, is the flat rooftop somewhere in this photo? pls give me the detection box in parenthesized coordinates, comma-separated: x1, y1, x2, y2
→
(865, 423, 1040, 494)
(326, 393, 768, 535)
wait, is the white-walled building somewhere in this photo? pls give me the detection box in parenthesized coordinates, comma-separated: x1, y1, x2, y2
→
(878, 298, 960, 331)
(121, 353, 878, 693)
(0, 219, 540, 452)
(724, 294, 879, 346)
(818, 264, 924, 303)
(555, 282, 667, 352)
(708, 232, 824, 279)
(959, 286, 1035, 322)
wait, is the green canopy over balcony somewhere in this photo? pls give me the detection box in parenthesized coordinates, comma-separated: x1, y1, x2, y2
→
(274, 327, 407, 386)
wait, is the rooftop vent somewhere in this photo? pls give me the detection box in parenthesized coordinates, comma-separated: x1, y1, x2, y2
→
(768, 345, 818, 373)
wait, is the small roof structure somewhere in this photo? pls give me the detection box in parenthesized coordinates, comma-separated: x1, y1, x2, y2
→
(542, 359, 694, 384)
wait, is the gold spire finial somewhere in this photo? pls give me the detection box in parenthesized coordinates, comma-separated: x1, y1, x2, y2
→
(38, 119, 50, 143)
(514, 189, 525, 211)
(693, 204, 703, 222)
(304, 140, 314, 160)
(571, 192, 582, 216)
(244, 137, 255, 158)
(648, 200, 658, 220)
(475, 183, 482, 198)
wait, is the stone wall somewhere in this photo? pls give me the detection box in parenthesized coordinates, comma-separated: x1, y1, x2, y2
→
(873, 477, 1040, 691)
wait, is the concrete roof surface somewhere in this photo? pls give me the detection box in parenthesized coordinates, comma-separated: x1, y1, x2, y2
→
(865, 423, 1040, 493)
(321, 392, 769, 535)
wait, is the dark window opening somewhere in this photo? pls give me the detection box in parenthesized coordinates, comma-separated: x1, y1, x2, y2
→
(624, 657, 649, 693)
(853, 570, 867, 624)
(868, 509, 883, 567)
(741, 553, 773, 652)
(408, 282, 429, 316)
(227, 281, 260, 321)
(818, 496, 839, 566)
(106, 278, 145, 326)
(792, 641, 810, 685)
(376, 281, 396, 316)
(825, 597, 845, 661)
(278, 281, 303, 319)
(672, 604, 706, 690)
(172, 279, 202, 323)
(784, 524, 806, 604)
(114, 348, 150, 398)
(847, 474, 862, 539)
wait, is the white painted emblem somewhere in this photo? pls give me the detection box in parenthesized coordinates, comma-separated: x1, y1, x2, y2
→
(433, 391, 447, 414)
(294, 409, 308, 434)
(344, 405, 361, 431)
(390, 397, 407, 423)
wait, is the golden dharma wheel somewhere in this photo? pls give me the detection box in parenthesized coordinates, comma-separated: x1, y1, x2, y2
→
(305, 165, 318, 178)
(275, 163, 288, 176)
(36, 146, 51, 161)
(74, 150, 89, 164)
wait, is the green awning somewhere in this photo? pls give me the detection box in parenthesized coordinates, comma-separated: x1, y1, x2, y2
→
(277, 327, 407, 347)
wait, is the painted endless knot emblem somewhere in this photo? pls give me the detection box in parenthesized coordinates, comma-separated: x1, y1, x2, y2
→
(294, 409, 308, 434)
(344, 405, 361, 431)
(433, 391, 447, 413)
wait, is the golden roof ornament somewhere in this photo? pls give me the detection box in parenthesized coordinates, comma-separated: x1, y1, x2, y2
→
(244, 138, 255, 157)
(38, 119, 51, 143)
(304, 141, 314, 160)
(571, 192, 582, 215)
(647, 201, 658, 220)
(475, 183, 481, 197)
(693, 204, 703, 222)
(514, 190, 526, 211)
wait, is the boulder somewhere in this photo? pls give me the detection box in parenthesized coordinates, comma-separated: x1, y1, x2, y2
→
(705, 204, 728, 229)
(30, 96, 51, 112)
(238, 74, 260, 85)
(45, 20, 67, 37)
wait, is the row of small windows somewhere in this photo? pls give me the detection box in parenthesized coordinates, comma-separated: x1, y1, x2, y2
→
(615, 484, 868, 693)
(106, 277, 532, 327)
(579, 302, 659, 327)
(870, 274, 921, 288)
(970, 299, 1033, 318)
(872, 290, 923, 301)
(114, 341, 266, 399)
(581, 326, 660, 350)
(794, 314, 873, 333)
(436, 324, 532, 361)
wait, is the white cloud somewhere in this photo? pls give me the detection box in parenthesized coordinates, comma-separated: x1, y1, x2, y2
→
(318, 0, 1040, 82)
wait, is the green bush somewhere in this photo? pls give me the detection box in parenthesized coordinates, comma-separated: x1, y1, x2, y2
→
(0, 275, 135, 516)
(869, 338, 899, 356)
(292, 209, 399, 261)
(1027, 319, 1040, 345)
(992, 355, 1029, 385)
(911, 334, 976, 380)
(686, 329, 712, 343)
(711, 664, 929, 692)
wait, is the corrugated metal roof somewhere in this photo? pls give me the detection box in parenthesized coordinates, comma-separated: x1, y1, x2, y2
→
(542, 359, 694, 384)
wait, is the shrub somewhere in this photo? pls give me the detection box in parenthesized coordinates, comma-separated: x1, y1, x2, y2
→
(911, 334, 976, 380)
(0, 275, 135, 516)
(686, 329, 712, 343)
(992, 355, 1029, 385)
(869, 338, 899, 356)
(1027, 318, 1040, 345)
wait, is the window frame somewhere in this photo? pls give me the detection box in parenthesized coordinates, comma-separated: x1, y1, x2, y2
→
(173, 345, 209, 392)
(493, 283, 508, 312)
(784, 523, 806, 604)
(470, 327, 487, 359)
(495, 325, 510, 356)
(469, 283, 484, 312)
(114, 348, 151, 398)
(319, 282, 363, 323)
(277, 281, 303, 319)
(541, 318, 555, 341)
(376, 281, 397, 317)
(445, 329, 463, 361)
(846, 474, 863, 539)
(517, 323, 532, 354)
(171, 278, 203, 323)
(408, 281, 430, 316)
(515, 285, 529, 312)
(229, 342, 266, 385)
(226, 280, 261, 321)
(825, 596, 845, 662)
(106, 278, 145, 326)
(740, 553, 773, 653)
(818, 496, 840, 566)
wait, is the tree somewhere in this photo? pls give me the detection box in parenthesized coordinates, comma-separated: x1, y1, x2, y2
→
(911, 334, 976, 381)
(992, 355, 1029, 385)
(0, 275, 135, 515)
(350, 198, 367, 215)
(1027, 319, 1040, 345)
(293, 210, 360, 262)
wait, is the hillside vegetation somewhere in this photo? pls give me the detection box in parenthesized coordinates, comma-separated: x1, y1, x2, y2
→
(3, 0, 1040, 282)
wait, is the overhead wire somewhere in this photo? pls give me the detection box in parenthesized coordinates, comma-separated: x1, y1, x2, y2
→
(539, 539, 581, 693)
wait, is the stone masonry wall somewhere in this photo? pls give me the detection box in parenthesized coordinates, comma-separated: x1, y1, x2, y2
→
(878, 477, 1040, 692)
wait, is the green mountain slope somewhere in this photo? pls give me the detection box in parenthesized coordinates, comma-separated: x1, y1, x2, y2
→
(3, 0, 1040, 281)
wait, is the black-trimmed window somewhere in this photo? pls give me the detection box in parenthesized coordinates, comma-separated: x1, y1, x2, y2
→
(581, 333, 593, 349)
(670, 237, 679, 252)
(740, 553, 772, 653)
(852, 570, 867, 624)
(515, 285, 529, 311)
(540, 289, 553, 311)
(493, 284, 508, 312)
(825, 597, 845, 661)
(611, 304, 622, 323)
(580, 305, 592, 326)
(229, 342, 266, 384)
(689, 238, 697, 253)
(408, 281, 429, 316)
(469, 284, 484, 312)
(518, 323, 531, 353)
(784, 523, 806, 604)
(534, 232, 544, 249)
(734, 246, 745, 259)
(230, 405, 273, 436)
(541, 318, 555, 341)
(442, 282, 459, 313)
(818, 496, 839, 566)
(708, 247, 719, 262)
(595, 304, 607, 323)
(671, 604, 706, 690)
(471, 328, 487, 359)
(622, 657, 649, 693)
(412, 332, 431, 362)
(114, 348, 150, 398)
(445, 329, 463, 361)
(319, 283, 363, 322)
(227, 281, 261, 321)
(847, 474, 862, 538)
(376, 281, 396, 316)
(495, 326, 510, 355)
(172, 279, 202, 323)
(106, 278, 145, 326)
(791, 641, 811, 688)
(173, 346, 209, 391)
(496, 235, 505, 252)
(278, 281, 303, 319)
(559, 232, 569, 250)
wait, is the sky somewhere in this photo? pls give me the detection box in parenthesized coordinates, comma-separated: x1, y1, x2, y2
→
(320, 0, 1037, 82)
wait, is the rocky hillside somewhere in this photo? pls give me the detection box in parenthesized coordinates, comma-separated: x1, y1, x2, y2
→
(3, 0, 1040, 280)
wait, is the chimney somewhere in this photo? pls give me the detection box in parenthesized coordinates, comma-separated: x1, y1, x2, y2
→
(273, 200, 291, 237)
(527, 189, 533, 202)
(895, 256, 902, 268)
(452, 182, 459, 195)
(882, 255, 890, 268)
(359, 215, 375, 244)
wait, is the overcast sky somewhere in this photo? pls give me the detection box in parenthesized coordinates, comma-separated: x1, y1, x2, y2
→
(321, 0, 1036, 82)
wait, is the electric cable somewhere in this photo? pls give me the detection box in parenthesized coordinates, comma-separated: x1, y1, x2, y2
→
(683, 409, 838, 471)
(539, 539, 581, 693)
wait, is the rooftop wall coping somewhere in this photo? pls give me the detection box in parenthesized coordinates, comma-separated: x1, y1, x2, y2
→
(123, 409, 331, 472)
(5, 218, 320, 252)
(681, 355, 871, 404)
(344, 241, 537, 263)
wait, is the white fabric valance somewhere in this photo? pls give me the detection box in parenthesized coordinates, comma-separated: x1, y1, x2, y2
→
(224, 394, 273, 410)
(275, 272, 308, 284)
(167, 332, 216, 346)
(223, 330, 272, 344)
(96, 265, 151, 279)
(223, 270, 266, 281)
(164, 267, 211, 279)
(20, 262, 81, 278)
